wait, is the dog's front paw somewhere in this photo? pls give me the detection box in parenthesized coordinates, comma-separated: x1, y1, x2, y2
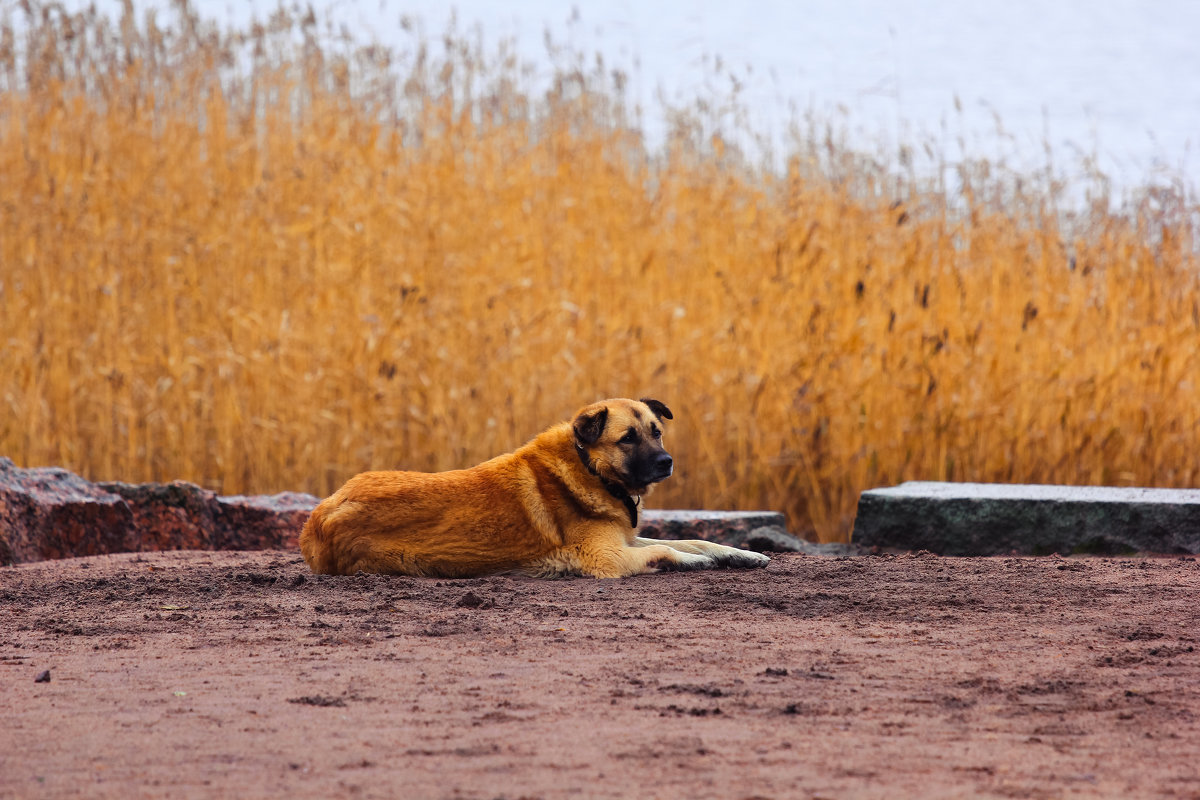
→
(711, 548, 771, 570)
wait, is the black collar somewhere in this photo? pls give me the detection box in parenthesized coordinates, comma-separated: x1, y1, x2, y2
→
(574, 442, 639, 528)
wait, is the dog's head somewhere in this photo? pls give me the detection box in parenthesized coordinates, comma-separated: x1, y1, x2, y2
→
(572, 397, 674, 494)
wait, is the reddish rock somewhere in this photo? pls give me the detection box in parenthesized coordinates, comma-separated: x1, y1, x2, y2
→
(0, 458, 318, 565)
(97, 481, 319, 553)
(97, 481, 220, 552)
(0, 457, 134, 565)
(215, 492, 319, 550)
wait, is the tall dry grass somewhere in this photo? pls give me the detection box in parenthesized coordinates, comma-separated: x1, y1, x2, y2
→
(2, 2, 1198, 541)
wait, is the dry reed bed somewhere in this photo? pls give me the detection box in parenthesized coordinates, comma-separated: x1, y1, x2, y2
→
(1, 2, 1197, 541)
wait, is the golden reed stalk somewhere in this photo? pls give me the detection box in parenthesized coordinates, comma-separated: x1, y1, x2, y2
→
(2, 3, 1197, 541)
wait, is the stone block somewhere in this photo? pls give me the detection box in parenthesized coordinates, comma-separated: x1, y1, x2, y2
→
(640, 510, 790, 547)
(853, 481, 1200, 555)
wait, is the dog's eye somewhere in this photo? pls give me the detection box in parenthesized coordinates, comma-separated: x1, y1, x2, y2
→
(618, 429, 639, 445)
(650, 426, 662, 439)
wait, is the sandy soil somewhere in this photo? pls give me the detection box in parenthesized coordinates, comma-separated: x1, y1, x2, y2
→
(2, 550, 1198, 799)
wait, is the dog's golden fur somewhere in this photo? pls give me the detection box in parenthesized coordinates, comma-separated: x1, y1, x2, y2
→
(299, 398, 769, 578)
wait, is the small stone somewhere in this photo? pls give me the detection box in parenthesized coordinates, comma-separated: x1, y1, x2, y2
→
(34, 670, 50, 683)
(456, 591, 485, 608)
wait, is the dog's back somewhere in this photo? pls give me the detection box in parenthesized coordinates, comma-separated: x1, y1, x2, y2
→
(299, 462, 554, 577)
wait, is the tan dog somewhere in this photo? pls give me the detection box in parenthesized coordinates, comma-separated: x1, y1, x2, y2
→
(300, 398, 770, 578)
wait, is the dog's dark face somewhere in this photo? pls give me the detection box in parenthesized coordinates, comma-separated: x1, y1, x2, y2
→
(572, 398, 674, 494)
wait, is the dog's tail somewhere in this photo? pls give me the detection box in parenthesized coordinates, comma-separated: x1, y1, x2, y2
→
(299, 499, 337, 574)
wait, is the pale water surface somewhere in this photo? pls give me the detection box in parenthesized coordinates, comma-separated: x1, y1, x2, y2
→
(50, 0, 1200, 194)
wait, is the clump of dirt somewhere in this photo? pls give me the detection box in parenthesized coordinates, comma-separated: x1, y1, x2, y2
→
(2, 550, 1198, 798)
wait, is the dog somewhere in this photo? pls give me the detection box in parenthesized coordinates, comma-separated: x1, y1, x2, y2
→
(300, 398, 770, 578)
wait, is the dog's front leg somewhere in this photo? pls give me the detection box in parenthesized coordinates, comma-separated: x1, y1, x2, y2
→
(633, 537, 770, 569)
(568, 524, 716, 578)
(591, 543, 716, 578)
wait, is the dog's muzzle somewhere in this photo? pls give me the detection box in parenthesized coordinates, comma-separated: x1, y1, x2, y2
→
(648, 452, 674, 483)
(633, 452, 673, 487)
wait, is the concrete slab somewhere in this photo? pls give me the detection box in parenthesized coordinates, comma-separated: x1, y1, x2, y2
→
(640, 509, 784, 542)
(640, 510, 821, 553)
(852, 481, 1200, 555)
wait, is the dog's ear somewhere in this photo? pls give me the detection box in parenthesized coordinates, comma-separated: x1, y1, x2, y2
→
(639, 398, 673, 421)
(573, 406, 609, 445)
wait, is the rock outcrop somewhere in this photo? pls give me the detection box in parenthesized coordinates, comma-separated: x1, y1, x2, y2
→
(0, 458, 320, 565)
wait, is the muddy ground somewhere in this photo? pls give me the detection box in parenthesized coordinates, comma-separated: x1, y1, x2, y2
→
(1, 550, 1198, 799)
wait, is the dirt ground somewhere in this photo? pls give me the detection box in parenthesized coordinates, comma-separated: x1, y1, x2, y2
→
(2, 550, 1198, 800)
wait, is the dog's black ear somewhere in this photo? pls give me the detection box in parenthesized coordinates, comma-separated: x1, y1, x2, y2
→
(573, 406, 609, 445)
(640, 398, 673, 421)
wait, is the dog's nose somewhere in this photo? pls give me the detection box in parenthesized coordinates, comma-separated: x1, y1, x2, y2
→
(655, 453, 673, 474)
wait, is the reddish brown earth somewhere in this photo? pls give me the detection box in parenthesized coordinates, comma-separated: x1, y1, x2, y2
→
(2, 550, 1198, 799)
